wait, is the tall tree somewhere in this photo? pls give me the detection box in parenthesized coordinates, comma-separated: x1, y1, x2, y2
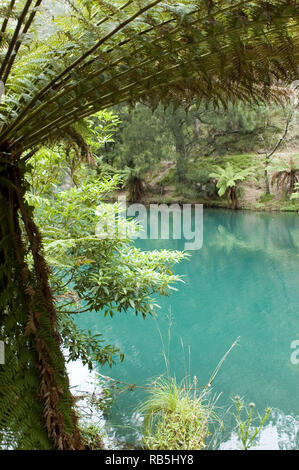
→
(0, 0, 298, 449)
(260, 95, 298, 194)
(163, 106, 191, 183)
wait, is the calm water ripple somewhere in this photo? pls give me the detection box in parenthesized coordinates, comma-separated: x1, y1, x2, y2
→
(75, 209, 299, 449)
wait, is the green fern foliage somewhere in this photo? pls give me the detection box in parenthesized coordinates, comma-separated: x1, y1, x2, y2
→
(0, 1, 298, 153)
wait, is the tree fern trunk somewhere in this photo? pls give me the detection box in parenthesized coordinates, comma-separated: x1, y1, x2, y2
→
(0, 150, 85, 450)
(289, 171, 295, 195)
(231, 187, 238, 210)
(264, 156, 271, 196)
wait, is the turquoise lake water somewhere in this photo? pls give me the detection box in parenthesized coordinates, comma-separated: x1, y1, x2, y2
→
(76, 208, 299, 449)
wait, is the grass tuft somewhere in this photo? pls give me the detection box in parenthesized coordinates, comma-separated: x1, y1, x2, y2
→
(140, 376, 217, 450)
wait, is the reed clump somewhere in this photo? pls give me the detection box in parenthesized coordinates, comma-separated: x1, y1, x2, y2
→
(140, 376, 216, 450)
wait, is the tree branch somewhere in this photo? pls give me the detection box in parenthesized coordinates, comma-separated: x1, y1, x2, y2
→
(0, 0, 34, 83)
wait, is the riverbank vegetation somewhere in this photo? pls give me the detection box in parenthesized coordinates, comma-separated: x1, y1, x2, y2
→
(138, 380, 271, 451)
(0, 0, 298, 450)
(100, 99, 299, 211)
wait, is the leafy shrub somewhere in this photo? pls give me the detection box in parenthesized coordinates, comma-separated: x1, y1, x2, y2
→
(220, 154, 256, 170)
(259, 193, 274, 203)
(160, 167, 176, 185)
(175, 184, 198, 201)
(181, 163, 218, 199)
(79, 422, 104, 450)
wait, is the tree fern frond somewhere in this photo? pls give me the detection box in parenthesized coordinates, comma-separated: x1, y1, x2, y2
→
(0, 0, 298, 152)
